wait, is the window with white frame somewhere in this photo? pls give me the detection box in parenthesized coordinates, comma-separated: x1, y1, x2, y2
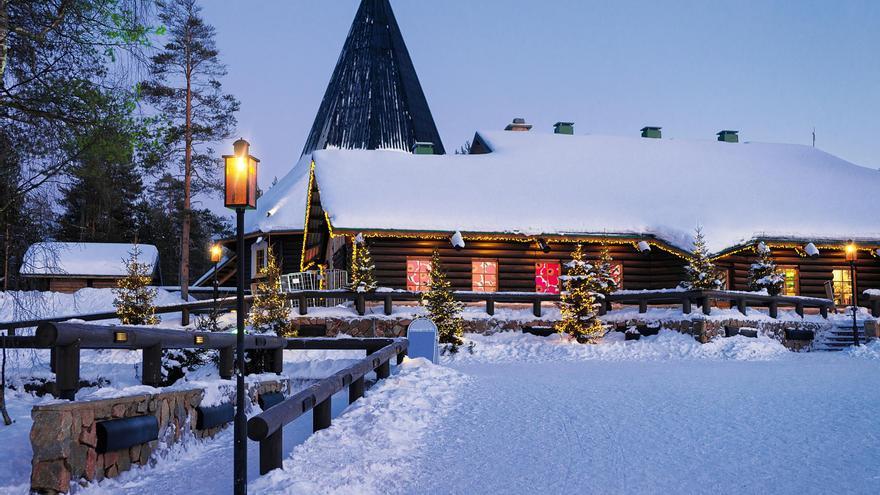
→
(251, 239, 269, 278)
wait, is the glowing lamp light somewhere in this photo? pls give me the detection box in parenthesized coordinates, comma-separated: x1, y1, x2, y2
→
(113, 331, 128, 344)
(210, 244, 223, 263)
(845, 241, 858, 263)
(194, 334, 206, 345)
(223, 138, 259, 210)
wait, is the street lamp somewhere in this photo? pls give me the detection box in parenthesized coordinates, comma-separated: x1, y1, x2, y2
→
(210, 243, 223, 319)
(845, 242, 859, 346)
(223, 138, 258, 495)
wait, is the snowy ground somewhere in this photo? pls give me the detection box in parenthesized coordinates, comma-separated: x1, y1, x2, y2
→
(2, 332, 873, 494)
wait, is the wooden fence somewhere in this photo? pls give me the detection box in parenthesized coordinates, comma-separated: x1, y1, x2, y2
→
(247, 337, 408, 474)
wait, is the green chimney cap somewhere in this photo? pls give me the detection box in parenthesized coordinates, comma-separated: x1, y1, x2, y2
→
(717, 130, 739, 143)
(412, 142, 435, 154)
(553, 122, 574, 135)
(640, 126, 662, 139)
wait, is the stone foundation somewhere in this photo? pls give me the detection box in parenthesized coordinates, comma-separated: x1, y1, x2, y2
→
(30, 379, 288, 494)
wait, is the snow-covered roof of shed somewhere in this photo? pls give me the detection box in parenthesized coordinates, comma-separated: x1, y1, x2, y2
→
(310, 130, 880, 253)
(243, 156, 312, 233)
(20, 242, 159, 277)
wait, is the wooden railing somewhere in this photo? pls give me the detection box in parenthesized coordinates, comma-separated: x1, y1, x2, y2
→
(282, 289, 835, 320)
(0, 295, 255, 335)
(247, 337, 408, 475)
(604, 290, 835, 319)
(26, 322, 284, 399)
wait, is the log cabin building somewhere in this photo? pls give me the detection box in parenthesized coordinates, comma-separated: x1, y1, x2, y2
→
(206, 0, 880, 308)
(19, 242, 161, 293)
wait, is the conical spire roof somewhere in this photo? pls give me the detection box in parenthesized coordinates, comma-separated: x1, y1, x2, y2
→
(301, 0, 445, 156)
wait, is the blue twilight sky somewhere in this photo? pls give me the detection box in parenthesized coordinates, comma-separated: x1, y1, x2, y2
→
(197, 0, 879, 212)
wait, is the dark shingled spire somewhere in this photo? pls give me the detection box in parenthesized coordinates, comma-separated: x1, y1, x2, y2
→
(301, 0, 445, 156)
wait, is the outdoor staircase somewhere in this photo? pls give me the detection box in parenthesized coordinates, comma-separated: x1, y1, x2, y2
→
(814, 323, 868, 351)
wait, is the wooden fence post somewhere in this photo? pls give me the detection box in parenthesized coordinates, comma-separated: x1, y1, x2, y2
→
(349, 376, 364, 404)
(376, 360, 390, 379)
(298, 294, 308, 316)
(701, 296, 711, 316)
(142, 344, 163, 387)
(54, 342, 80, 400)
(313, 398, 331, 432)
(181, 308, 190, 327)
(638, 298, 647, 314)
(271, 347, 283, 374)
(736, 298, 747, 315)
(219, 346, 234, 379)
(384, 295, 393, 316)
(532, 300, 542, 318)
(820, 305, 829, 319)
(355, 293, 366, 316)
(795, 303, 804, 317)
(769, 301, 778, 319)
(486, 299, 495, 316)
(682, 297, 692, 315)
(259, 429, 283, 475)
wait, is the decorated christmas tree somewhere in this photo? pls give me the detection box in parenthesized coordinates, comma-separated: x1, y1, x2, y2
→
(680, 226, 724, 290)
(555, 244, 605, 342)
(114, 245, 160, 325)
(349, 235, 377, 292)
(594, 244, 620, 298)
(421, 250, 464, 351)
(248, 250, 295, 336)
(748, 242, 784, 295)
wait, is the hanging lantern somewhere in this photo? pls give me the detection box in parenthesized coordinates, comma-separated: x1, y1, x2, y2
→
(223, 138, 259, 209)
(845, 241, 858, 263)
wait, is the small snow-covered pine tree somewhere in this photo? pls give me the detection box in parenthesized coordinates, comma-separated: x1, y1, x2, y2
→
(594, 244, 619, 298)
(248, 250, 294, 336)
(748, 242, 784, 295)
(680, 227, 724, 290)
(349, 237, 377, 292)
(421, 250, 464, 351)
(555, 244, 605, 342)
(114, 245, 160, 325)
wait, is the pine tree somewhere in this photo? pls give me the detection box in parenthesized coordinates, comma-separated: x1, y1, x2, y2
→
(248, 250, 294, 336)
(141, 0, 240, 307)
(593, 244, 619, 298)
(555, 244, 605, 342)
(748, 242, 784, 295)
(349, 237, 377, 292)
(421, 251, 464, 351)
(114, 245, 160, 325)
(680, 226, 724, 290)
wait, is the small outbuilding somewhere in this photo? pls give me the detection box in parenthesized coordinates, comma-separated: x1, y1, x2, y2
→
(19, 242, 161, 293)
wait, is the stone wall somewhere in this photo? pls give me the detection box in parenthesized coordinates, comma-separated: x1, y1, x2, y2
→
(30, 379, 288, 494)
(292, 313, 834, 350)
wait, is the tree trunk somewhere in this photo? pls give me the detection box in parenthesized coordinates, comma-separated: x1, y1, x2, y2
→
(1, 335, 11, 425)
(180, 34, 192, 305)
(0, 0, 8, 84)
(2, 222, 8, 290)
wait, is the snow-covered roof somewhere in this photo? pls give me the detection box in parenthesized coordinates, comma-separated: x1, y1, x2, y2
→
(243, 155, 311, 234)
(307, 130, 880, 253)
(20, 242, 159, 277)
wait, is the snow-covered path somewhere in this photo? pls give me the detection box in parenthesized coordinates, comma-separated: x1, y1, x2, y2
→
(409, 357, 880, 494)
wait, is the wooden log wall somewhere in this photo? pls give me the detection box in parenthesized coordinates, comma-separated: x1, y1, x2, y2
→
(220, 233, 304, 287)
(365, 237, 687, 291)
(716, 246, 880, 306)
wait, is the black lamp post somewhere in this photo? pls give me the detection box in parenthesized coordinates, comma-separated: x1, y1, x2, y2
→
(845, 241, 859, 346)
(223, 138, 259, 495)
(210, 243, 222, 315)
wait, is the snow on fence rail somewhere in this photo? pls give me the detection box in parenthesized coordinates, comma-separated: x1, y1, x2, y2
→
(247, 337, 408, 475)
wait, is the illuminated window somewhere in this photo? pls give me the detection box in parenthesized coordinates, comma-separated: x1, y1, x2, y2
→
(832, 269, 854, 306)
(251, 239, 268, 278)
(609, 262, 623, 289)
(472, 259, 498, 292)
(535, 261, 561, 294)
(406, 257, 432, 291)
(778, 266, 799, 296)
